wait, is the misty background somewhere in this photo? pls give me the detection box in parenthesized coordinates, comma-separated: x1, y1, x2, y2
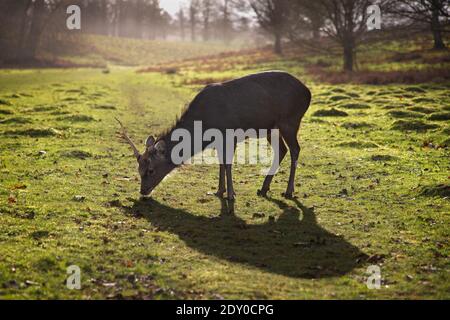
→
(0, 0, 448, 71)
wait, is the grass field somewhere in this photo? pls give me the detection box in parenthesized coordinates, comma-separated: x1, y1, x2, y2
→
(0, 42, 449, 299)
(39, 34, 246, 67)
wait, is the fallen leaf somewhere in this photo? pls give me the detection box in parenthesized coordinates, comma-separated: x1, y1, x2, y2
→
(8, 195, 17, 204)
(102, 282, 116, 287)
(73, 195, 86, 202)
(12, 184, 27, 190)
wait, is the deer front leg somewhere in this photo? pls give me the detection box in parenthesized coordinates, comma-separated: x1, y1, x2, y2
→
(215, 164, 226, 197)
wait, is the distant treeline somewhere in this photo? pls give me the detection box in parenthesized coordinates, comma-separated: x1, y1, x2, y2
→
(0, 0, 448, 71)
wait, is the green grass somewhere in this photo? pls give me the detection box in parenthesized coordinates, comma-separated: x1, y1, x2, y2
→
(0, 54, 449, 299)
(41, 34, 245, 67)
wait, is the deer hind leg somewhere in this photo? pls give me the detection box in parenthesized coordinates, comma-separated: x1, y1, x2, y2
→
(215, 164, 226, 197)
(225, 164, 235, 201)
(279, 124, 301, 199)
(224, 138, 236, 201)
(258, 130, 287, 197)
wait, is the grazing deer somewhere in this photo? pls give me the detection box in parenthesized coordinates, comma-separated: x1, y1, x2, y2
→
(117, 71, 311, 200)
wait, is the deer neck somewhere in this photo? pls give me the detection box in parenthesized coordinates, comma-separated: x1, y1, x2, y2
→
(160, 118, 208, 165)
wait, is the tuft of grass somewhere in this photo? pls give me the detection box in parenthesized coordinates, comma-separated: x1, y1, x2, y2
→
(3, 127, 62, 137)
(370, 154, 397, 162)
(412, 97, 435, 103)
(34, 256, 58, 272)
(391, 120, 439, 132)
(32, 105, 64, 112)
(0, 117, 32, 125)
(440, 138, 450, 147)
(56, 114, 95, 122)
(428, 112, 450, 121)
(341, 122, 374, 129)
(340, 103, 370, 109)
(407, 106, 436, 114)
(0, 98, 11, 105)
(30, 230, 50, 240)
(91, 104, 117, 110)
(0, 108, 13, 115)
(61, 150, 93, 159)
(312, 108, 348, 117)
(388, 110, 424, 119)
(419, 184, 450, 198)
(329, 95, 350, 102)
(404, 87, 426, 93)
(337, 141, 379, 149)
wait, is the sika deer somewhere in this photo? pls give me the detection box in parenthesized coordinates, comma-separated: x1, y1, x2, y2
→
(117, 71, 311, 200)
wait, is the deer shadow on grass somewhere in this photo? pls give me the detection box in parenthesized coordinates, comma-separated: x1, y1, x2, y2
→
(123, 197, 367, 279)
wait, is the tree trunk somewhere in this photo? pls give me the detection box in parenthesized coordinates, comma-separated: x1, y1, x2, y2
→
(274, 31, 282, 55)
(17, 0, 33, 57)
(311, 17, 321, 39)
(22, 0, 45, 60)
(203, 20, 209, 41)
(191, 23, 196, 41)
(343, 42, 354, 72)
(431, 5, 446, 50)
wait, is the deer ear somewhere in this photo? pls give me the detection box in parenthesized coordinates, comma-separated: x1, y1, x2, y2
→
(154, 140, 166, 158)
(145, 136, 155, 148)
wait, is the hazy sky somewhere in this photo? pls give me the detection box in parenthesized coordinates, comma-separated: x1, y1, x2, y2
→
(160, 0, 188, 16)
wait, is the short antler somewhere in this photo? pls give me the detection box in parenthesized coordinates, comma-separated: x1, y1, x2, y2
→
(115, 117, 141, 158)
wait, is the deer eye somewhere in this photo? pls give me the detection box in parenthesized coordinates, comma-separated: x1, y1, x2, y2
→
(148, 169, 155, 175)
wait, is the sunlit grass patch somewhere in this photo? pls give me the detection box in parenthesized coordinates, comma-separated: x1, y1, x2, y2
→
(0, 51, 449, 299)
(3, 127, 63, 137)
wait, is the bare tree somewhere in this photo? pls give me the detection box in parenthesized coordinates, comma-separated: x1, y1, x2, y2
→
(250, 0, 289, 54)
(389, 0, 449, 50)
(219, 0, 234, 43)
(189, 0, 200, 41)
(290, 1, 325, 40)
(12, 0, 69, 61)
(317, 0, 384, 71)
(200, 0, 214, 41)
(178, 8, 186, 40)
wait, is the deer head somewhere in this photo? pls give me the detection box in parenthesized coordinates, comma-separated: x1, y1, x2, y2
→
(116, 118, 175, 196)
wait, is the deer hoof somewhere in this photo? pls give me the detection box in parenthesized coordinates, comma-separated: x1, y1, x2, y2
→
(282, 192, 293, 199)
(214, 190, 226, 198)
(257, 189, 268, 197)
